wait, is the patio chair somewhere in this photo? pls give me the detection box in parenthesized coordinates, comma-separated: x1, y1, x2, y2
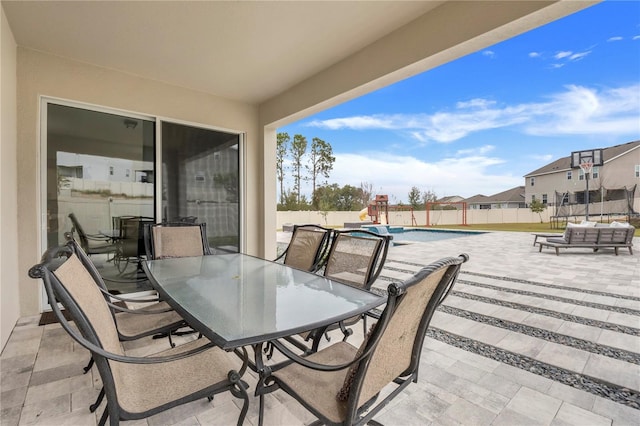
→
(144, 222, 211, 260)
(29, 243, 249, 426)
(68, 212, 117, 256)
(275, 224, 332, 272)
(115, 216, 154, 273)
(60, 237, 190, 412)
(317, 229, 392, 340)
(259, 253, 468, 426)
(275, 229, 392, 357)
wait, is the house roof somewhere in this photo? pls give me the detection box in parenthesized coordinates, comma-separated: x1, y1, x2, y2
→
(436, 195, 465, 203)
(464, 194, 489, 204)
(524, 140, 640, 177)
(464, 186, 525, 205)
(2, 1, 593, 114)
(490, 186, 526, 203)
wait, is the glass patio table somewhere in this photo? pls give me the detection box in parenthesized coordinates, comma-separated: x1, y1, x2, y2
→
(142, 253, 385, 350)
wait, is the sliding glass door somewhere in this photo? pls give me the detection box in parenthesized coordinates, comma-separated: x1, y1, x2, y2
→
(43, 102, 156, 294)
(161, 122, 241, 253)
(42, 99, 243, 303)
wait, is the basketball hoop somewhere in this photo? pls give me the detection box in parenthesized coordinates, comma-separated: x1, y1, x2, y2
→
(579, 160, 593, 176)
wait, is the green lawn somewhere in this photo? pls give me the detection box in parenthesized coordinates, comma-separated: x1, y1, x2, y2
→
(422, 222, 640, 236)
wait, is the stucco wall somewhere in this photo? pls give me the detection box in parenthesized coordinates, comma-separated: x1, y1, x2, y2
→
(16, 49, 260, 316)
(1, 6, 19, 350)
(276, 204, 638, 229)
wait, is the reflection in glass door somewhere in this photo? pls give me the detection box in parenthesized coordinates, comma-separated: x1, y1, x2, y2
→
(44, 102, 155, 294)
(161, 122, 241, 253)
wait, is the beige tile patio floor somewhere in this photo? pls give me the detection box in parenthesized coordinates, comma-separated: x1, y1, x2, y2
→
(1, 230, 638, 425)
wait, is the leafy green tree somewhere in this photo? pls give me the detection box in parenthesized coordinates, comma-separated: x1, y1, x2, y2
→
(314, 184, 365, 211)
(290, 134, 308, 204)
(307, 137, 335, 208)
(529, 198, 546, 223)
(278, 188, 311, 211)
(408, 186, 421, 209)
(276, 132, 290, 204)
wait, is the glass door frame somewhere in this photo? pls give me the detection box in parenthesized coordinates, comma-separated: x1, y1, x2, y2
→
(39, 97, 246, 311)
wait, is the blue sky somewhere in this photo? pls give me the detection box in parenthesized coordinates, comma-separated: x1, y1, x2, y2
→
(277, 1, 640, 203)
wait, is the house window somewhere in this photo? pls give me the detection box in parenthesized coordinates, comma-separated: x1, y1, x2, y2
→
(592, 166, 599, 178)
(125, 169, 130, 178)
(635, 165, 640, 178)
(530, 177, 535, 186)
(579, 169, 584, 180)
(109, 166, 114, 176)
(567, 171, 572, 180)
(531, 194, 536, 201)
(542, 194, 548, 204)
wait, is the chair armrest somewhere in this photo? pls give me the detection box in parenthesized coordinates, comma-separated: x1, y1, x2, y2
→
(107, 301, 174, 314)
(46, 288, 215, 364)
(97, 285, 162, 304)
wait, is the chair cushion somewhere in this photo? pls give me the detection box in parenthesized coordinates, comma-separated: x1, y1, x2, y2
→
(115, 307, 185, 339)
(546, 237, 568, 244)
(272, 341, 357, 424)
(114, 338, 239, 414)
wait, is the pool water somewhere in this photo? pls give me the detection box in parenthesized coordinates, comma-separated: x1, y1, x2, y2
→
(362, 225, 482, 243)
(391, 229, 481, 242)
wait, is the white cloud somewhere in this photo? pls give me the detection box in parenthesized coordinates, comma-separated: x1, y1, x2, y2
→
(554, 51, 573, 59)
(456, 145, 495, 156)
(550, 63, 564, 69)
(456, 99, 496, 109)
(633, 35, 640, 40)
(482, 50, 495, 58)
(529, 52, 541, 58)
(569, 51, 591, 61)
(304, 83, 640, 143)
(607, 36, 623, 42)
(524, 84, 640, 136)
(307, 116, 395, 130)
(324, 153, 520, 201)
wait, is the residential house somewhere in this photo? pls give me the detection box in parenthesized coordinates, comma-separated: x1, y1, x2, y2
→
(0, 1, 595, 349)
(523, 141, 640, 215)
(465, 186, 526, 210)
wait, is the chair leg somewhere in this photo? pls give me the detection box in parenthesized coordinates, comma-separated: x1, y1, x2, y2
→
(234, 382, 249, 426)
(90, 387, 105, 412)
(98, 405, 109, 426)
(83, 357, 94, 374)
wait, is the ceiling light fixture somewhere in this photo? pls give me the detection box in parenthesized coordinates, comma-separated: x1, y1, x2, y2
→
(124, 119, 138, 129)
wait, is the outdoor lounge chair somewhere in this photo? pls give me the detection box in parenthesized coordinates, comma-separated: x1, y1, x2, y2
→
(29, 242, 249, 426)
(259, 253, 469, 426)
(275, 224, 333, 272)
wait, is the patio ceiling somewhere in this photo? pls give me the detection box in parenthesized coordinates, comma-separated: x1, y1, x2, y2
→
(3, 1, 442, 104)
(2, 1, 596, 109)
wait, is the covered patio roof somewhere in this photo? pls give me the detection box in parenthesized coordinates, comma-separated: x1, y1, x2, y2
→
(2, 1, 595, 123)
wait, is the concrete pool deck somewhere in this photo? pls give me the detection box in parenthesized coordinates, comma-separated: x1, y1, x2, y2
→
(1, 230, 638, 425)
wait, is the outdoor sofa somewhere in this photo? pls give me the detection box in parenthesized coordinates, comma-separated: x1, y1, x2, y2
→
(538, 222, 635, 256)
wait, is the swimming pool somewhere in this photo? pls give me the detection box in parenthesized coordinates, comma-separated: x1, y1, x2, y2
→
(362, 225, 483, 243)
(391, 228, 482, 242)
